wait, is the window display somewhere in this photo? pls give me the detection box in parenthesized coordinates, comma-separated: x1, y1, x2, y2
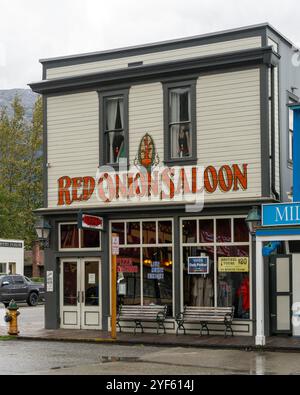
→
(112, 220, 173, 316)
(182, 217, 250, 320)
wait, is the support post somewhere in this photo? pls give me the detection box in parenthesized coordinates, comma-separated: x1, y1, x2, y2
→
(255, 239, 266, 346)
(111, 233, 119, 340)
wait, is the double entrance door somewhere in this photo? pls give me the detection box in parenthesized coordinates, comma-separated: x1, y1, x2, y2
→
(60, 258, 101, 329)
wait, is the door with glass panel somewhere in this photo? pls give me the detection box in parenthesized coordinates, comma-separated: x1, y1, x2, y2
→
(60, 258, 101, 330)
(270, 255, 293, 335)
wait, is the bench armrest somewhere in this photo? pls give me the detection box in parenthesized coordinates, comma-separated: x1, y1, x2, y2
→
(224, 312, 233, 323)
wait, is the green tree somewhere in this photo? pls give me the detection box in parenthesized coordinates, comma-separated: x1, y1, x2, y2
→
(0, 95, 43, 248)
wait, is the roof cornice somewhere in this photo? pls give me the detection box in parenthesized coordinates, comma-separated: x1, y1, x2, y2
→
(29, 46, 280, 95)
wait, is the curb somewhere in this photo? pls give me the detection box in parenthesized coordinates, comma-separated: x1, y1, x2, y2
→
(11, 335, 300, 353)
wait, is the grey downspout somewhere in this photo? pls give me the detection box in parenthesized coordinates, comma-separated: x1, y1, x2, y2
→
(270, 66, 280, 201)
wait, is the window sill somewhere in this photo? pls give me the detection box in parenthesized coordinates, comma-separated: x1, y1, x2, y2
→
(164, 158, 198, 167)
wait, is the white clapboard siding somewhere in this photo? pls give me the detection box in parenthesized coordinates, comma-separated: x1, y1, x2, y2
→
(46, 36, 262, 79)
(47, 92, 99, 207)
(197, 68, 261, 200)
(129, 83, 164, 165)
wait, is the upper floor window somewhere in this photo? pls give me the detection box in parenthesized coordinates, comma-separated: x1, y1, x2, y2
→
(99, 89, 129, 167)
(163, 81, 196, 164)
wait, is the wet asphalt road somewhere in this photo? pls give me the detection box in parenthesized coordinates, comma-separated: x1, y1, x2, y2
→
(1, 340, 300, 375)
(1, 305, 300, 375)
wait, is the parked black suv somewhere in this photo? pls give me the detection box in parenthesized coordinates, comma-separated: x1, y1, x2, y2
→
(0, 275, 45, 307)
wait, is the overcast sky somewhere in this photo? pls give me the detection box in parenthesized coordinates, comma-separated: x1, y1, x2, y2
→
(0, 0, 299, 89)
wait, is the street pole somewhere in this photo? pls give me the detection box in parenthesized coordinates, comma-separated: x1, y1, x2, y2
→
(111, 233, 119, 340)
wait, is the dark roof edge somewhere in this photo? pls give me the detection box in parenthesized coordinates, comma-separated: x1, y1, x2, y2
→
(39, 23, 273, 66)
(29, 46, 279, 94)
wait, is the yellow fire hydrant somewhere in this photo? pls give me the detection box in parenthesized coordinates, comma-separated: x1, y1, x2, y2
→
(4, 300, 20, 336)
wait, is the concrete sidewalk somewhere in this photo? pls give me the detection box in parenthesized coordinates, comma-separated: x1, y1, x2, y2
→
(1, 305, 300, 352)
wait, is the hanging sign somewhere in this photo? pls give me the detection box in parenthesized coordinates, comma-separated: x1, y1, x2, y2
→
(188, 257, 209, 275)
(218, 257, 249, 272)
(78, 213, 103, 231)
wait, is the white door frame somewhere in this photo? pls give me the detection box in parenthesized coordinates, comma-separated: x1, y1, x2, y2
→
(255, 234, 300, 345)
(60, 258, 102, 330)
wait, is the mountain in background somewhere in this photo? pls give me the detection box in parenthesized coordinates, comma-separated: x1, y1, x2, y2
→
(0, 89, 38, 121)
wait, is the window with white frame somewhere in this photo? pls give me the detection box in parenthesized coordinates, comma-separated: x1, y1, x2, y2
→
(59, 223, 101, 251)
(111, 219, 173, 316)
(181, 216, 250, 319)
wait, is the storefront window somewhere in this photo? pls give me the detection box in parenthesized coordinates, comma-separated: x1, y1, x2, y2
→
(217, 246, 250, 319)
(126, 222, 140, 245)
(112, 220, 173, 316)
(60, 224, 79, 249)
(234, 218, 249, 242)
(216, 219, 231, 242)
(182, 217, 250, 320)
(199, 219, 214, 243)
(183, 246, 214, 307)
(143, 247, 173, 315)
(81, 229, 100, 248)
(59, 223, 101, 250)
(158, 221, 172, 244)
(143, 222, 156, 244)
(182, 220, 197, 243)
(111, 222, 125, 245)
(117, 247, 141, 306)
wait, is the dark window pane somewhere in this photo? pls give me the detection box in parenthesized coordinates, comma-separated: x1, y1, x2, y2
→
(142, 221, 156, 244)
(199, 220, 214, 243)
(170, 124, 191, 159)
(234, 218, 249, 242)
(217, 246, 250, 319)
(63, 262, 77, 306)
(158, 221, 172, 244)
(84, 261, 99, 306)
(111, 222, 125, 245)
(182, 246, 214, 307)
(117, 248, 141, 306)
(127, 222, 141, 245)
(143, 247, 173, 316)
(13, 276, 24, 284)
(60, 224, 79, 249)
(107, 131, 125, 163)
(216, 219, 231, 243)
(81, 229, 100, 248)
(169, 87, 190, 123)
(182, 220, 197, 243)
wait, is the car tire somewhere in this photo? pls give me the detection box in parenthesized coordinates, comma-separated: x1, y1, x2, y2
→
(27, 292, 39, 307)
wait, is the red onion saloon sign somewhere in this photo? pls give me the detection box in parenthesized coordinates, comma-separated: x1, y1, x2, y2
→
(57, 163, 248, 206)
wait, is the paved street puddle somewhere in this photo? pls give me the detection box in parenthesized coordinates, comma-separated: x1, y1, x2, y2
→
(101, 356, 139, 363)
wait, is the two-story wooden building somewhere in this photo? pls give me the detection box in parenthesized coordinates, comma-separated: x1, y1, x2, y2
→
(30, 23, 300, 337)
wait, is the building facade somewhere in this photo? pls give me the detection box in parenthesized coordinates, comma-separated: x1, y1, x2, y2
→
(30, 23, 300, 336)
(0, 239, 24, 275)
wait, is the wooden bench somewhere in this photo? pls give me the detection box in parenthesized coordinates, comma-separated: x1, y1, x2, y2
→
(176, 306, 235, 337)
(117, 305, 168, 334)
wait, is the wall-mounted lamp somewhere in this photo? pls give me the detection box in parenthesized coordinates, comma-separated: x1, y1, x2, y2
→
(245, 206, 261, 236)
(35, 217, 51, 248)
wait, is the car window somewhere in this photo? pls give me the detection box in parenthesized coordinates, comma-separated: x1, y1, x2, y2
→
(13, 276, 25, 284)
(25, 277, 32, 283)
(1, 276, 11, 284)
